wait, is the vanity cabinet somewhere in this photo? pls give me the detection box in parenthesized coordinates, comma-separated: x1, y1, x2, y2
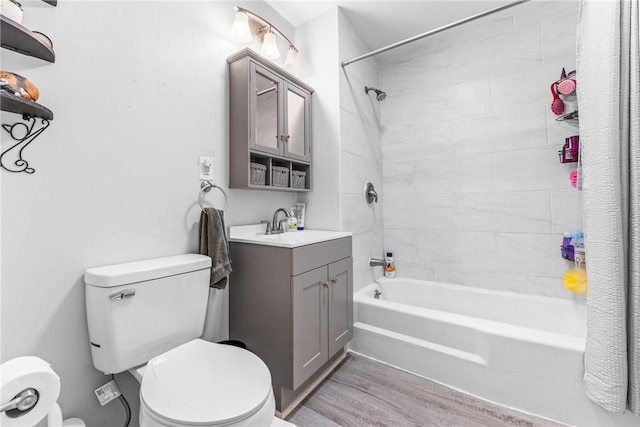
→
(228, 48, 313, 191)
(292, 256, 352, 389)
(228, 237, 353, 413)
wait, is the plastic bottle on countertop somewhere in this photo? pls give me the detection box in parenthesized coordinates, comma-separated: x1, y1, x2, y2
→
(287, 207, 298, 231)
(384, 252, 396, 278)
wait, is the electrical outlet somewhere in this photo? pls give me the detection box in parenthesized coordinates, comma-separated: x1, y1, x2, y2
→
(199, 156, 214, 180)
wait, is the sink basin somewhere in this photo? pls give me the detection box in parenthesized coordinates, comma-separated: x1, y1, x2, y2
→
(228, 225, 351, 248)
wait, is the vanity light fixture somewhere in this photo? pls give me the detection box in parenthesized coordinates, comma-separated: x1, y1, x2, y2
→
(230, 6, 301, 73)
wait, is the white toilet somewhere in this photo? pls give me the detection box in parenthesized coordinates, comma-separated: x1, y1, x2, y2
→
(84, 254, 286, 427)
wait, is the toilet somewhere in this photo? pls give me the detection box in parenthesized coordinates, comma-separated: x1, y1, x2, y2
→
(84, 254, 285, 427)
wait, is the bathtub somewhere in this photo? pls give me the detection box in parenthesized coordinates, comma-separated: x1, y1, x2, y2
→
(351, 278, 637, 427)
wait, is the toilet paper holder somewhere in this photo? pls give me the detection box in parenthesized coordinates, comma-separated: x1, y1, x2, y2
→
(0, 388, 39, 414)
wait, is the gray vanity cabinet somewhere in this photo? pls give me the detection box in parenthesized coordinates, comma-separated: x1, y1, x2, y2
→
(229, 237, 353, 412)
(292, 256, 352, 390)
(228, 48, 313, 191)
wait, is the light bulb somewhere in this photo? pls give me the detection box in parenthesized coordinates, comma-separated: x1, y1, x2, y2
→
(284, 47, 301, 74)
(230, 11, 252, 43)
(260, 31, 280, 59)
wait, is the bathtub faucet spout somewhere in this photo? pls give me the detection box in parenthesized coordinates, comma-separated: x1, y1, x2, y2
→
(369, 257, 386, 267)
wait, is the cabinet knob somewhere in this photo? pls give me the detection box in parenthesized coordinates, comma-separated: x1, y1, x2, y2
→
(322, 282, 329, 288)
(330, 278, 337, 284)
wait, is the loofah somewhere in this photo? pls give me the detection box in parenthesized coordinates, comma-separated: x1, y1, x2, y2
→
(570, 169, 579, 187)
(563, 267, 588, 295)
(550, 82, 564, 115)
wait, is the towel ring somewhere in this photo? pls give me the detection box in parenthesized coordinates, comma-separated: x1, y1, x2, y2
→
(198, 181, 228, 211)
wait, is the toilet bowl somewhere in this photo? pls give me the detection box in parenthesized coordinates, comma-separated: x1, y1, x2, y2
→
(129, 339, 276, 427)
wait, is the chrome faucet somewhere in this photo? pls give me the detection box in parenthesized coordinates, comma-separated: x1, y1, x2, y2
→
(369, 257, 386, 267)
(266, 208, 291, 235)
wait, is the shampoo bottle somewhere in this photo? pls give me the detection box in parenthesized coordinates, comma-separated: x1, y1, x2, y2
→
(296, 202, 306, 230)
(384, 252, 396, 278)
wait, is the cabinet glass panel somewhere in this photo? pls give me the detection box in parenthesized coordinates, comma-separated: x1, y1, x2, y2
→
(287, 89, 306, 158)
(255, 72, 279, 151)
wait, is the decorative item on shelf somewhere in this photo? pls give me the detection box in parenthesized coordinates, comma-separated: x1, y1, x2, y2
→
(560, 230, 584, 262)
(550, 82, 564, 115)
(0, 0, 22, 24)
(570, 168, 580, 188)
(558, 135, 579, 163)
(229, 6, 301, 74)
(250, 162, 267, 185)
(0, 70, 39, 101)
(291, 170, 306, 189)
(550, 68, 578, 121)
(31, 31, 53, 50)
(271, 165, 289, 187)
(557, 68, 577, 95)
(561, 230, 587, 294)
(563, 267, 587, 295)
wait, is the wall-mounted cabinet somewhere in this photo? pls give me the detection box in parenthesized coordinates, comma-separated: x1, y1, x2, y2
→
(228, 48, 313, 191)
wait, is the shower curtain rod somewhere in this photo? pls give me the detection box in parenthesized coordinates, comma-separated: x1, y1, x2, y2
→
(341, 0, 530, 67)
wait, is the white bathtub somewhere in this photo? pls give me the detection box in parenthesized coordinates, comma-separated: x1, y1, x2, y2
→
(351, 278, 637, 427)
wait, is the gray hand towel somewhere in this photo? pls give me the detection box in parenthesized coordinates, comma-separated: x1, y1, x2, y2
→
(199, 208, 232, 289)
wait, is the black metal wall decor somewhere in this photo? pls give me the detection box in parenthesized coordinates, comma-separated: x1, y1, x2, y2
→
(1, 116, 50, 174)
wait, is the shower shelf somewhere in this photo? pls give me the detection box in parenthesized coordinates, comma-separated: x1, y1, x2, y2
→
(555, 110, 578, 122)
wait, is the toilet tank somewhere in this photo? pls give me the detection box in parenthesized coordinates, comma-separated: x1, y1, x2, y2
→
(85, 254, 212, 374)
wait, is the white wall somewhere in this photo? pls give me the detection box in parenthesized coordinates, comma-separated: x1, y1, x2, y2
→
(295, 8, 341, 231)
(379, 0, 581, 298)
(338, 9, 384, 292)
(0, 1, 300, 425)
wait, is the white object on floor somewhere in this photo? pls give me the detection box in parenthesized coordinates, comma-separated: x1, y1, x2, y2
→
(47, 403, 86, 427)
(271, 416, 296, 426)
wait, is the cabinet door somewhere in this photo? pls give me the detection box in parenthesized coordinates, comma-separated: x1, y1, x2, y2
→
(292, 266, 328, 390)
(250, 62, 283, 156)
(327, 257, 353, 358)
(283, 82, 311, 162)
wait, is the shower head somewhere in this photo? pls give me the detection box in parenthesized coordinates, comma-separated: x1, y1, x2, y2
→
(364, 86, 387, 101)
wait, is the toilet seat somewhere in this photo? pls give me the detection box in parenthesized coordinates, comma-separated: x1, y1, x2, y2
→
(140, 339, 273, 426)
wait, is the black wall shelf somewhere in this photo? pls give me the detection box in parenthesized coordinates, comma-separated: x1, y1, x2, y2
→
(1, 15, 55, 62)
(0, 92, 53, 120)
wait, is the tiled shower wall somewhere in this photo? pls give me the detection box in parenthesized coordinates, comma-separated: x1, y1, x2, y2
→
(379, 1, 581, 298)
(338, 10, 384, 293)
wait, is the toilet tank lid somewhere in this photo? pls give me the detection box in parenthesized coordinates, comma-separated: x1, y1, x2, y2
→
(84, 254, 212, 288)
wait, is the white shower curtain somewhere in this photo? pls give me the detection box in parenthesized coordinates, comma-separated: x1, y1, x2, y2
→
(577, 0, 639, 416)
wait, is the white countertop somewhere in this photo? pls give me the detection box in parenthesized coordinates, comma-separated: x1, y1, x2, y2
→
(228, 224, 352, 248)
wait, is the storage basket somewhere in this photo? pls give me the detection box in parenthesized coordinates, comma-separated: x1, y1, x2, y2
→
(271, 166, 289, 187)
(291, 170, 307, 189)
(250, 162, 267, 185)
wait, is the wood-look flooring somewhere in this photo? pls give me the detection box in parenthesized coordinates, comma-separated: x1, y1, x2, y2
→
(286, 353, 566, 427)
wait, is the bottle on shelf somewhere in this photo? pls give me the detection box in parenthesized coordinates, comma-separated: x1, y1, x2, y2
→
(384, 252, 396, 278)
